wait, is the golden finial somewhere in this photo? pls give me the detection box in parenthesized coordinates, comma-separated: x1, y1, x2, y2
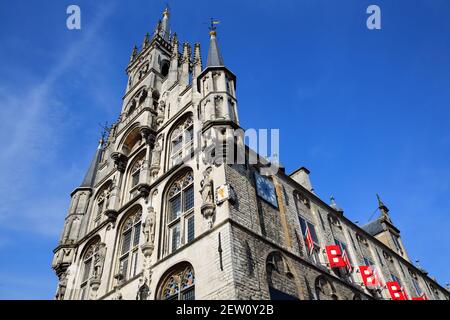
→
(163, 6, 170, 18)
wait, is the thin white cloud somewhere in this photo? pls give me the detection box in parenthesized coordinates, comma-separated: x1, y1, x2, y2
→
(0, 4, 116, 238)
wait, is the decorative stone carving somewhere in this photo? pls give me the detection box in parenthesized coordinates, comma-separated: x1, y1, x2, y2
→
(141, 207, 156, 257)
(137, 282, 150, 300)
(93, 242, 107, 280)
(200, 167, 216, 228)
(139, 125, 156, 148)
(214, 95, 225, 120)
(150, 138, 163, 178)
(52, 247, 75, 276)
(111, 152, 128, 173)
(143, 207, 156, 244)
(156, 101, 166, 126)
(104, 209, 119, 223)
(137, 183, 151, 199)
(55, 271, 68, 300)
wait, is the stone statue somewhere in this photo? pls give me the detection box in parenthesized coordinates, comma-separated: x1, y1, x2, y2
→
(200, 167, 214, 205)
(93, 243, 106, 279)
(52, 250, 62, 269)
(55, 272, 68, 300)
(151, 142, 162, 167)
(142, 207, 156, 244)
(136, 281, 150, 300)
(158, 101, 166, 116)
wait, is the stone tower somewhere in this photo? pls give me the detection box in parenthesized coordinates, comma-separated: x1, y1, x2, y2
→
(52, 8, 241, 300)
(52, 9, 449, 301)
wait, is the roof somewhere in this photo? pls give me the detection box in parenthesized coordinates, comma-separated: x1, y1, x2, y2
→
(206, 33, 224, 67)
(80, 143, 103, 188)
(361, 218, 385, 236)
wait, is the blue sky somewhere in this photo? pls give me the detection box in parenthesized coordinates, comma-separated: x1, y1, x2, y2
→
(0, 0, 449, 299)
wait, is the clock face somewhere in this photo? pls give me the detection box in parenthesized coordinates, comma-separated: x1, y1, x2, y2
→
(255, 173, 278, 208)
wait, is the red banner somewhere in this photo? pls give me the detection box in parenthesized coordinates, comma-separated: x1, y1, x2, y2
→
(412, 294, 428, 300)
(386, 281, 407, 300)
(342, 249, 353, 272)
(305, 225, 315, 255)
(325, 245, 346, 268)
(359, 266, 380, 288)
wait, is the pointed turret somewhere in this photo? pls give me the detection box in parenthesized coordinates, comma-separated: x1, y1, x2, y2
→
(197, 20, 238, 126)
(206, 26, 224, 67)
(142, 32, 150, 49)
(153, 19, 162, 37)
(362, 194, 410, 261)
(180, 42, 191, 87)
(192, 43, 202, 92)
(130, 45, 138, 63)
(168, 33, 179, 84)
(193, 43, 202, 76)
(377, 194, 392, 223)
(80, 139, 104, 188)
(330, 196, 344, 214)
(160, 7, 171, 41)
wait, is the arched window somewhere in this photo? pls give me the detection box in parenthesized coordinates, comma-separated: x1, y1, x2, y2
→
(79, 238, 100, 300)
(266, 252, 298, 300)
(120, 125, 142, 157)
(161, 59, 170, 78)
(166, 171, 195, 253)
(92, 182, 112, 229)
(127, 152, 145, 200)
(159, 263, 195, 300)
(129, 157, 144, 195)
(169, 114, 194, 168)
(117, 209, 142, 282)
(314, 275, 338, 300)
(126, 88, 148, 117)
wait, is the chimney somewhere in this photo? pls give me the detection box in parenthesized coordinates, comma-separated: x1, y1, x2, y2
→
(290, 167, 314, 193)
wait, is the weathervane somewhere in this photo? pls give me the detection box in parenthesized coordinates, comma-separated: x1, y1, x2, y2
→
(209, 18, 221, 32)
(164, 2, 171, 13)
(98, 121, 111, 145)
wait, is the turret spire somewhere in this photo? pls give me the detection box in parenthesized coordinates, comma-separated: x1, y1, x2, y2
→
(160, 6, 170, 40)
(130, 45, 138, 63)
(377, 194, 392, 222)
(330, 196, 344, 214)
(206, 19, 224, 67)
(80, 140, 104, 188)
(142, 32, 150, 48)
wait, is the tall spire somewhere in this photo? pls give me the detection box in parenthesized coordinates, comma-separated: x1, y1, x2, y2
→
(206, 19, 224, 67)
(80, 140, 104, 188)
(160, 6, 170, 41)
(377, 194, 392, 222)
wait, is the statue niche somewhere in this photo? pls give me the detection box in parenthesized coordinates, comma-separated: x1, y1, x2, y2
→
(200, 167, 216, 228)
(141, 207, 157, 257)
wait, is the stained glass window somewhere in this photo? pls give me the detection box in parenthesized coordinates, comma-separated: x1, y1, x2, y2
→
(160, 264, 195, 300)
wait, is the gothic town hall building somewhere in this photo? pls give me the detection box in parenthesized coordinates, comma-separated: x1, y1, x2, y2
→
(52, 9, 449, 300)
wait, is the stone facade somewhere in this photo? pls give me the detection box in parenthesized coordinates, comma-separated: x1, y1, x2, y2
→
(52, 9, 449, 301)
